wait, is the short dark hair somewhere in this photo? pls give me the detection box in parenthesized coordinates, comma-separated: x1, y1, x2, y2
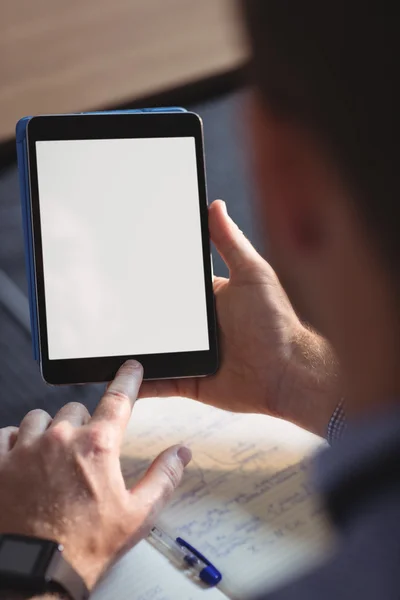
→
(241, 1, 399, 270)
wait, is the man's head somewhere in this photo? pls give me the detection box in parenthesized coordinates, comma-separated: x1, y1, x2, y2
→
(241, 1, 399, 407)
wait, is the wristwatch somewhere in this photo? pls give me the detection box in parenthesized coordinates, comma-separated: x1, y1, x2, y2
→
(0, 534, 89, 600)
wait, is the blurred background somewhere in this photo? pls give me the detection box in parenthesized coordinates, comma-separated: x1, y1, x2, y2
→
(0, 0, 261, 426)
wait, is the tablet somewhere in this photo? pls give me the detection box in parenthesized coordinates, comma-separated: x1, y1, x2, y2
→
(19, 110, 218, 384)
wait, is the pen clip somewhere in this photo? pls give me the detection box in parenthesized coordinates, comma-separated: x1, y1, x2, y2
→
(176, 537, 222, 586)
(176, 537, 213, 567)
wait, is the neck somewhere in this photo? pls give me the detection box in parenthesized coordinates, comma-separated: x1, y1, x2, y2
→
(336, 285, 400, 420)
(343, 352, 400, 421)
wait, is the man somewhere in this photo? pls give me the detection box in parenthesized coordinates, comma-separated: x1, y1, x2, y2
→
(1, 0, 398, 598)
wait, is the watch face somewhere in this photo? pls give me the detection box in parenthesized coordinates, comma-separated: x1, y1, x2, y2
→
(0, 538, 44, 575)
(0, 535, 88, 600)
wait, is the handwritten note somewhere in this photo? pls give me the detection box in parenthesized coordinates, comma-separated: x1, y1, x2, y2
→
(93, 397, 331, 600)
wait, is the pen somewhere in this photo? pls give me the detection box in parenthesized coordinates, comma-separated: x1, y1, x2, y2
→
(148, 525, 222, 587)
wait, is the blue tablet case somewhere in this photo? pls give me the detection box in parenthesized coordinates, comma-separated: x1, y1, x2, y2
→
(16, 107, 187, 362)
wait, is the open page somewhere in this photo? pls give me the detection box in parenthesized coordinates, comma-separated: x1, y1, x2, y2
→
(93, 397, 332, 599)
(93, 539, 227, 600)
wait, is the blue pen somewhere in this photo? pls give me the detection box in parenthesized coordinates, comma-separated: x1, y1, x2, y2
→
(148, 526, 222, 587)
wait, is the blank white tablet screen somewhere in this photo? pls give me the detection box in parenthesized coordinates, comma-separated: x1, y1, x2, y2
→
(35, 137, 209, 360)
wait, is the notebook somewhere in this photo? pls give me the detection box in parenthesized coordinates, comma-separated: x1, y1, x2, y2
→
(92, 397, 332, 600)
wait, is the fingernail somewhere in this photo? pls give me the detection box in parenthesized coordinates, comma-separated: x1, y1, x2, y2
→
(177, 446, 192, 467)
(221, 200, 228, 215)
(121, 360, 142, 371)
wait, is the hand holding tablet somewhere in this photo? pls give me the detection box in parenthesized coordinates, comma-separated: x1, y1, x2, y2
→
(16, 108, 218, 384)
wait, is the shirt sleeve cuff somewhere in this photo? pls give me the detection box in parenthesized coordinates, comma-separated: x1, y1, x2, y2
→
(326, 398, 346, 445)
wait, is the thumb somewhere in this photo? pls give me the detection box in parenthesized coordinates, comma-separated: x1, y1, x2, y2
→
(208, 200, 263, 277)
(130, 445, 191, 518)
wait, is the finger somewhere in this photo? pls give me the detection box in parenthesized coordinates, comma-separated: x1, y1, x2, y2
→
(130, 445, 192, 521)
(0, 426, 19, 454)
(51, 402, 91, 428)
(91, 360, 143, 434)
(138, 377, 198, 400)
(138, 379, 178, 399)
(16, 409, 52, 445)
(209, 200, 263, 277)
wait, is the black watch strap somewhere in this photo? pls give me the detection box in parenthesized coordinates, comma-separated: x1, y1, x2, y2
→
(0, 534, 89, 600)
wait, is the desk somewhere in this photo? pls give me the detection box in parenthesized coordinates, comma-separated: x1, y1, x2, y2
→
(0, 0, 247, 142)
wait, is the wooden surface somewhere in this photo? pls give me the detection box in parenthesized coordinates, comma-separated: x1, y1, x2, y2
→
(0, 0, 246, 142)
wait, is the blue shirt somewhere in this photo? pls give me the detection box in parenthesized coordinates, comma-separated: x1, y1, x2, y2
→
(257, 407, 400, 599)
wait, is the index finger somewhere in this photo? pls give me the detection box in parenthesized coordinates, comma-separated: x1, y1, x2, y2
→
(91, 361, 143, 433)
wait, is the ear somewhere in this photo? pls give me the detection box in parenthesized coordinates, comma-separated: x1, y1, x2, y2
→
(248, 94, 330, 260)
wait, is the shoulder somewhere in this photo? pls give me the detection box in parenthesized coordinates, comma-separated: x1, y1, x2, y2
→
(257, 487, 400, 600)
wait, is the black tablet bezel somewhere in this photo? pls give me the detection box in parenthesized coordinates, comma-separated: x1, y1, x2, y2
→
(27, 112, 218, 385)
